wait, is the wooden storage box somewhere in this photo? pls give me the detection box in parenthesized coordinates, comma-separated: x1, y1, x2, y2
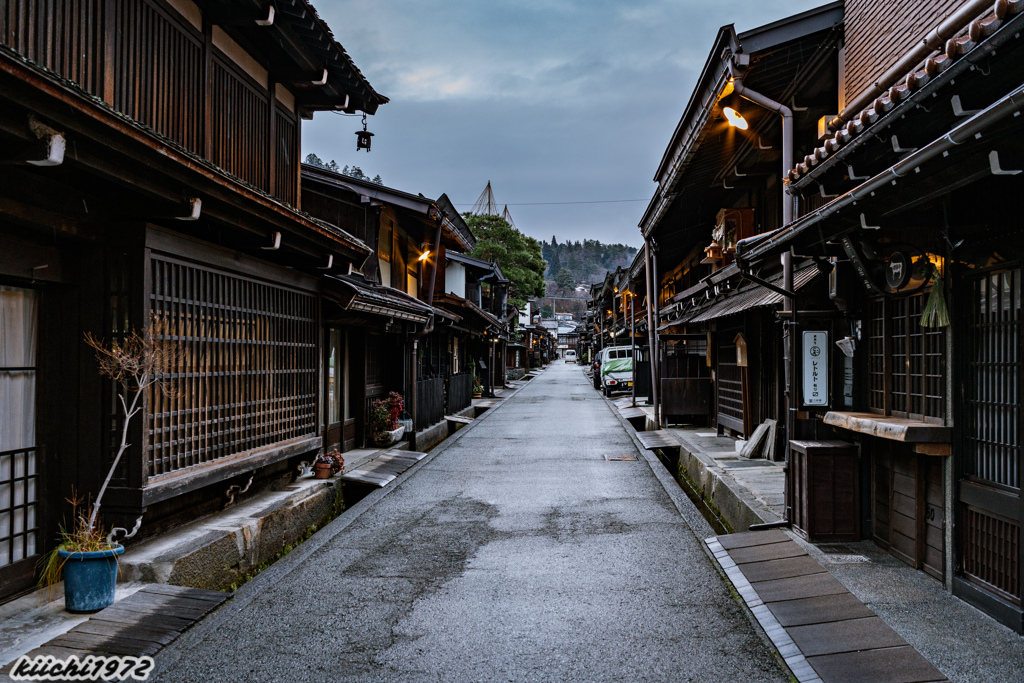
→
(790, 440, 860, 542)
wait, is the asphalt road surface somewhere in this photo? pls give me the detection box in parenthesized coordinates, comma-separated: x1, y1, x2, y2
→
(156, 363, 787, 682)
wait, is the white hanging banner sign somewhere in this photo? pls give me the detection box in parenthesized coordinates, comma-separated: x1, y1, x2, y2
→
(802, 331, 829, 406)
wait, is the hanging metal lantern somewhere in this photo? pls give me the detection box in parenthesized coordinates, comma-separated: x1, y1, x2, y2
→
(355, 113, 373, 152)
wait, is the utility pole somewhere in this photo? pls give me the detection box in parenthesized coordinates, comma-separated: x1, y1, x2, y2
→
(629, 288, 636, 407)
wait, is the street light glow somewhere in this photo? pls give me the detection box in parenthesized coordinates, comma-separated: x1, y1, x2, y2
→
(723, 107, 748, 130)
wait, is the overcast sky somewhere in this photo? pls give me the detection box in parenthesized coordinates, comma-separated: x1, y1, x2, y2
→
(303, 1, 828, 249)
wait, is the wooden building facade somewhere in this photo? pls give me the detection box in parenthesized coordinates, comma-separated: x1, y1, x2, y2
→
(638, 3, 844, 439)
(0, 0, 385, 601)
(299, 167, 499, 446)
(736, 0, 1024, 632)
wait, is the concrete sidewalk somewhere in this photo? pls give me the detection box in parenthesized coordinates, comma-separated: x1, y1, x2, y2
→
(603, 387, 1024, 683)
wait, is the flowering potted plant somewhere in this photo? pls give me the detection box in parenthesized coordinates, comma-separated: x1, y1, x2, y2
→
(328, 450, 345, 474)
(370, 392, 405, 446)
(40, 325, 178, 612)
(312, 453, 335, 479)
(472, 375, 483, 399)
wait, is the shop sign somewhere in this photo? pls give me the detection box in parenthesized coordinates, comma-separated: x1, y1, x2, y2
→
(802, 331, 828, 406)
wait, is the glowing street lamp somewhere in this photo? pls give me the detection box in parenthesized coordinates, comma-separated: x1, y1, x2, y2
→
(723, 107, 748, 130)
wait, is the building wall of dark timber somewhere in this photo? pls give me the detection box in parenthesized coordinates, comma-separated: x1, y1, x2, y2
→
(0, 0, 302, 205)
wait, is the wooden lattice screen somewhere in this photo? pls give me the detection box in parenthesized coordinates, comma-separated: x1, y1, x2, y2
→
(867, 293, 945, 422)
(963, 506, 1020, 602)
(146, 257, 317, 477)
(275, 105, 298, 206)
(112, 0, 204, 153)
(717, 329, 744, 433)
(961, 265, 1021, 602)
(966, 267, 1021, 489)
(210, 55, 270, 191)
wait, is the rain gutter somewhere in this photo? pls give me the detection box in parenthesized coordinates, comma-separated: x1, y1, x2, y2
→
(738, 77, 1024, 265)
(827, 0, 993, 132)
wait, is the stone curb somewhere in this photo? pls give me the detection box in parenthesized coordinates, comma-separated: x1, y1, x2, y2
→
(671, 430, 782, 533)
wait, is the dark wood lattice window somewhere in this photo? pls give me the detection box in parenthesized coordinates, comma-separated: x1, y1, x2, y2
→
(866, 293, 946, 423)
(960, 265, 1021, 603)
(717, 330, 744, 433)
(210, 54, 270, 192)
(274, 105, 298, 205)
(146, 257, 317, 477)
(965, 267, 1021, 490)
(962, 506, 1020, 602)
(112, 0, 204, 153)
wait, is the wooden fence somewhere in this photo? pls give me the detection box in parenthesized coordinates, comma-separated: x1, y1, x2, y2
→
(416, 378, 444, 430)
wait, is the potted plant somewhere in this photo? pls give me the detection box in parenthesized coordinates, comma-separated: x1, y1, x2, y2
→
(472, 375, 483, 399)
(40, 324, 178, 613)
(312, 453, 335, 479)
(329, 450, 345, 474)
(370, 392, 405, 446)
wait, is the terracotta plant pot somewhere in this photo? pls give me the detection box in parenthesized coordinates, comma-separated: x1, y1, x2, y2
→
(313, 462, 333, 479)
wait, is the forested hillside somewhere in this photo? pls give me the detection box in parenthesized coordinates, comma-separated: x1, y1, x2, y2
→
(540, 238, 637, 285)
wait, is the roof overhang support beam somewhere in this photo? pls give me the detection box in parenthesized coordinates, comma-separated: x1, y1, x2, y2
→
(205, 5, 275, 27)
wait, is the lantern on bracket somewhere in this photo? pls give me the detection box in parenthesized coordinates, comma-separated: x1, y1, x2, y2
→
(355, 113, 374, 152)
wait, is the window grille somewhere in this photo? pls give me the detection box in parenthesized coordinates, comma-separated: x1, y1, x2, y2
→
(717, 332, 743, 430)
(866, 292, 945, 422)
(965, 267, 1021, 490)
(210, 55, 269, 191)
(147, 257, 317, 476)
(963, 506, 1020, 601)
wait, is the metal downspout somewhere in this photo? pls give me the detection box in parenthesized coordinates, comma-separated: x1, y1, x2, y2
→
(730, 58, 795, 522)
(630, 287, 636, 408)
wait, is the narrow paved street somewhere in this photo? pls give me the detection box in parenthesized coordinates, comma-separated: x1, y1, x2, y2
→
(155, 364, 786, 682)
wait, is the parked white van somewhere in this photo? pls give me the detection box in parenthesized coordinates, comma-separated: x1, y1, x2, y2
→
(597, 346, 633, 397)
(564, 350, 577, 363)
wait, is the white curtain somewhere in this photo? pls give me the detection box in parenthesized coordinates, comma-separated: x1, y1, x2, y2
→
(1, 286, 37, 566)
(0, 286, 37, 452)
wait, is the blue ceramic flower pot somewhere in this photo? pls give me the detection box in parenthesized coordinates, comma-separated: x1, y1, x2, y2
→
(58, 545, 124, 613)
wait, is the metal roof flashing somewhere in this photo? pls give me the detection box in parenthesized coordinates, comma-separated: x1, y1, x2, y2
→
(736, 1, 843, 53)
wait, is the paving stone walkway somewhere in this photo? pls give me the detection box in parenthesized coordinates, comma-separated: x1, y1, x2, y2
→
(708, 530, 949, 683)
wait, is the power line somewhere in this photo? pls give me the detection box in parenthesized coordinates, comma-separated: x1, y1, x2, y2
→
(453, 198, 647, 207)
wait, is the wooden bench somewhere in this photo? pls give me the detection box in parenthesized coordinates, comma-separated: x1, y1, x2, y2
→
(339, 449, 428, 488)
(635, 429, 683, 466)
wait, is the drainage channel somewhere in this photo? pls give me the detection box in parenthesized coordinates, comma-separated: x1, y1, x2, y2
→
(653, 450, 730, 536)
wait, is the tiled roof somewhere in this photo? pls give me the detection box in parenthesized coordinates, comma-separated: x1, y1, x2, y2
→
(659, 265, 819, 329)
(786, 1, 1024, 184)
(325, 276, 432, 323)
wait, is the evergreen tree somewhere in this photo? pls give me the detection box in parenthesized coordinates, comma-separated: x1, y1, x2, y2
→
(463, 214, 546, 305)
(556, 268, 575, 290)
